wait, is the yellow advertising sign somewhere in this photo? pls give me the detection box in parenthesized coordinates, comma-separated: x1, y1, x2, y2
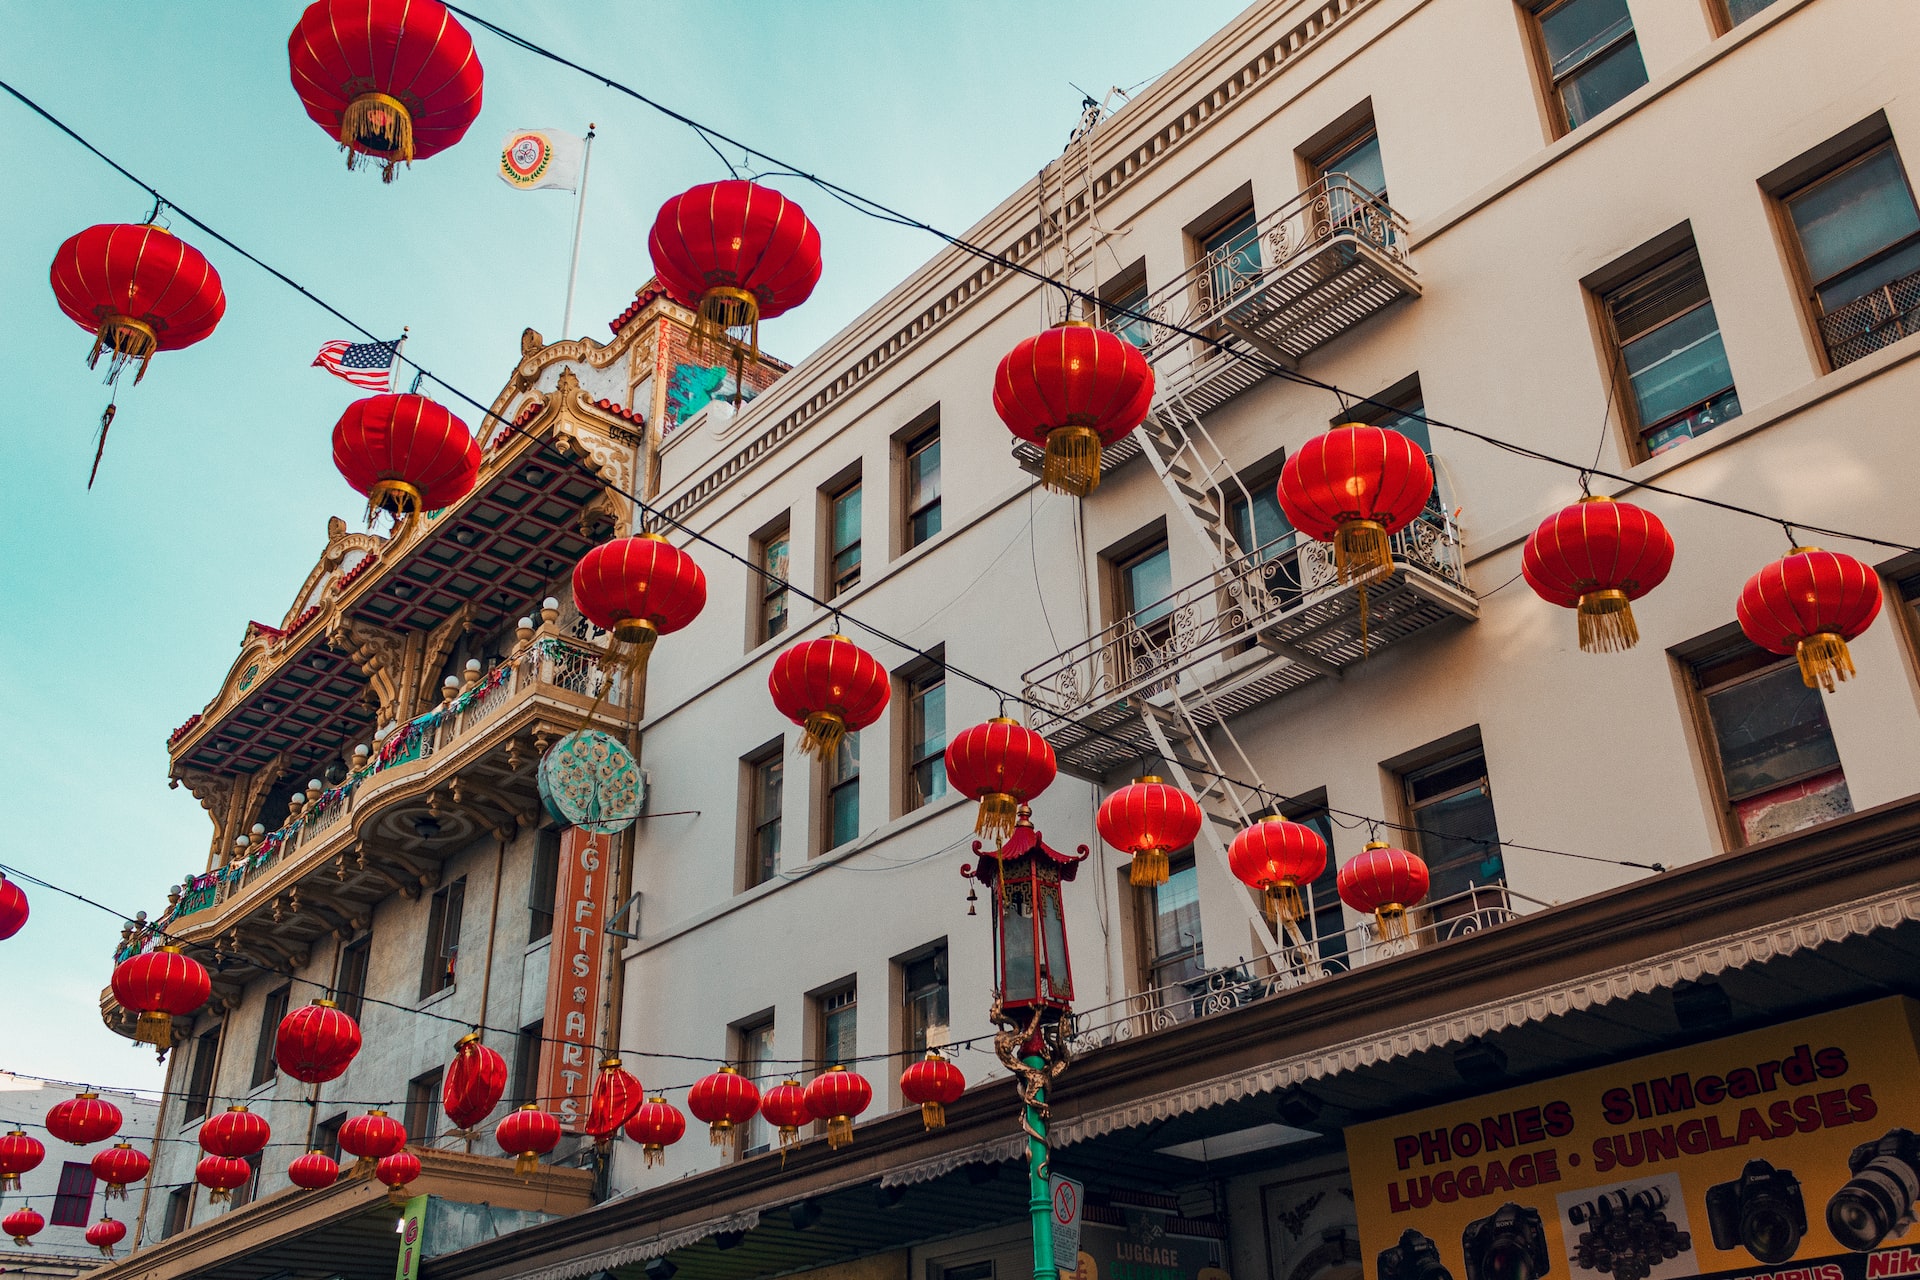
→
(1346, 998, 1920, 1280)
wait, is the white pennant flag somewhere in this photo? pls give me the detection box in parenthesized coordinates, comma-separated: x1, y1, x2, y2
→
(498, 128, 585, 192)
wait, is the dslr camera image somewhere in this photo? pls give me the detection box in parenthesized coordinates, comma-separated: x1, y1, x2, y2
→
(1827, 1128, 1920, 1252)
(1379, 1227, 1456, 1280)
(1568, 1186, 1693, 1280)
(1705, 1160, 1806, 1265)
(1464, 1203, 1551, 1280)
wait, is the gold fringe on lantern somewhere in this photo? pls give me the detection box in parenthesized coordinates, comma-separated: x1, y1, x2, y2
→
(919, 1100, 946, 1131)
(366, 478, 426, 525)
(974, 792, 1019, 844)
(1373, 904, 1411, 943)
(708, 1121, 736, 1150)
(643, 1144, 667, 1168)
(1262, 882, 1306, 928)
(1577, 589, 1639, 654)
(825, 1116, 854, 1150)
(1796, 631, 1855, 693)
(799, 709, 848, 760)
(1129, 846, 1170, 888)
(691, 286, 760, 366)
(2, 1174, 19, 1192)
(207, 1188, 231, 1205)
(87, 315, 158, 386)
(339, 92, 415, 182)
(1041, 426, 1103, 497)
(102, 1184, 127, 1202)
(513, 1151, 538, 1177)
(133, 1010, 174, 1051)
(1333, 519, 1392, 586)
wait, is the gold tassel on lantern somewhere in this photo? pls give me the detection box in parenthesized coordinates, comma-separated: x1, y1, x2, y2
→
(133, 1010, 174, 1051)
(799, 710, 848, 760)
(339, 92, 415, 182)
(919, 1100, 946, 1131)
(1577, 589, 1639, 654)
(691, 287, 760, 367)
(1041, 425, 1103, 497)
(513, 1151, 538, 1177)
(1262, 881, 1307, 929)
(825, 1116, 854, 1151)
(1129, 846, 1169, 888)
(87, 315, 158, 385)
(974, 791, 1019, 843)
(207, 1188, 230, 1205)
(1373, 903, 1411, 943)
(1333, 518, 1393, 586)
(643, 1144, 668, 1169)
(1796, 632, 1854, 693)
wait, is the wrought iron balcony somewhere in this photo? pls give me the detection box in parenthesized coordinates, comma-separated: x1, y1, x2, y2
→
(1820, 265, 1920, 369)
(1021, 510, 1476, 779)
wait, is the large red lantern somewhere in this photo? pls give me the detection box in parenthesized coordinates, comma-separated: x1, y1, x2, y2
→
(900, 1053, 965, 1131)
(571, 534, 709, 684)
(649, 180, 823, 362)
(199, 1105, 270, 1159)
(994, 322, 1155, 497)
(196, 1154, 253, 1204)
(769, 635, 890, 759)
(376, 1150, 422, 1203)
(86, 1217, 127, 1258)
(46, 1092, 122, 1147)
(332, 394, 481, 519)
(4, 1208, 43, 1247)
(0, 1130, 45, 1191)
(1278, 423, 1434, 585)
(687, 1067, 761, 1149)
(275, 998, 363, 1084)
(91, 1142, 150, 1200)
(804, 1067, 873, 1151)
(110, 945, 212, 1052)
(338, 1109, 406, 1176)
(624, 1096, 686, 1168)
(0, 873, 27, 940)
(1096, 777, 1203, 887)
(944, 719, 1057, 843)
(585, 1058, 645, 1145)
(287, 0, 484, 181)
(1523, 495, 1675, 652)
(760, 1080, 812, 1156)
(288, 1150, 341, 1190)
(442, 1033, 508, 1133)
(1337, 841, 1430, 942)
(494, 1104, 561, 1177)
(1738, 548, 1884, 692)
(1227, 816, 1329, 929)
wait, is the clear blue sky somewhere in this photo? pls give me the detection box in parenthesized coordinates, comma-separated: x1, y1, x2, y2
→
(0, 1, 1246, 1093)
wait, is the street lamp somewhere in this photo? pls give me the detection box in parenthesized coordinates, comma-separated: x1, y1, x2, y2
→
(963, 805, 1085, 1280)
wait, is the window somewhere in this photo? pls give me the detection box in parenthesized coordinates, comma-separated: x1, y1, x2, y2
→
(252, 986, 290, 1088)
(315, 1113, 345, 1164)
(1403, 748, 1507, 915)
(901, 947, 950, 1053)
(163, 1185, 192, 1239)
(905, 665, 948, 811)
(1530, 0, 1648, 132)
(406, 1068, 443, 1144)
(1101, 267, 1153, 351)
(1319, 127, 1387, 201)
(420, 878, 465, 999)
(51, 1162, 95, 1227)
(828, 477, 863, 597)
(183, 1025, 221, 1123)
(737, 1018, 776, 1156)
(1721, 0, 1780, 24)
(335, 933, 371, 1024)
(1200, 207, 1261, 308)
(1143, 854, 1205, 996)
(529, 828, 560, 943)
(227, 1154, 261, 1210)
(512, 1021, 544, 1107)
(1225, 463, 1305, 606)
(1282, 800, 1349, 966)
(903, 427, 942, 550)
(1116, 538, 1175, 629)
(1783, 142, 1920, 369)
(1348, 382, 1445, 518)
(1687, 637, 1852, 846)
(746, 746, 783, 888)
(817, 984, 858, 1067)
(826, 731, 860, 850)
(754, 517, 791, 644)
(1602, 247, 1741, 456)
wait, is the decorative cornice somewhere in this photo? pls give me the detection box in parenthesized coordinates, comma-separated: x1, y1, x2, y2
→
(511, 1211, 763, 1280)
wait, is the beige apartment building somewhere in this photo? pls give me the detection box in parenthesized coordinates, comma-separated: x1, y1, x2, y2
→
(98, 3, 1920, 1280)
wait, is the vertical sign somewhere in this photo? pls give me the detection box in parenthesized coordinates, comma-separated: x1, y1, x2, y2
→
(393, 1194, 428, 1280)
(1051, 1174, 1085, 1274)
(538, 828, 611, 1131)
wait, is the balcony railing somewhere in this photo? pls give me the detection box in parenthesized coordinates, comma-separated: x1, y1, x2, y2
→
(1820, 266, 1920, 369)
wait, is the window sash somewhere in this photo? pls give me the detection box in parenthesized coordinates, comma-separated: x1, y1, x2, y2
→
(1147, 859, 1205, 988)
(827, 732, 859, 848)
(1787, 147, 1920, 298)
(906, 434, 942, 548)
(752, 755, 783, 884)
(903, 952, 950, 1052)
(820, 989, 858, 1066)
(1201, 210, 1261, 306)
(252, 986, 289, 1087)
(406, 1070, 443, 1143)
(1119, 543, 1175, 627)
(759, 530, 790, 639)
(51, 1162, 95, 1227)
(512, 1021, 544, 1107)
(738, 1021, 776, 1154)
(184, 1029, 220, 1121)
(830, 484, 862, 595)
(1320, 130, 1387, 201)
(336, 936, 371, 1023)
(529, 830, 559, 942)
(1102, 282, 1153, 350)
(1700, 661, 1845, 801)
(908, 677, 948, 808)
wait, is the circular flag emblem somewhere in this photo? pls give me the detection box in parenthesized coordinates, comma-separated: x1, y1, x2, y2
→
(502, 132, 553, 187)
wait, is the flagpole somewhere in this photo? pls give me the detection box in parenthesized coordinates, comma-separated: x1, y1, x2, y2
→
(560, 124, 596, 340)
(387, 328, 409, 395)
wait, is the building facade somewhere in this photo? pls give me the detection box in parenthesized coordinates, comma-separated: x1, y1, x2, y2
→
(0, 1076, 156, 1276)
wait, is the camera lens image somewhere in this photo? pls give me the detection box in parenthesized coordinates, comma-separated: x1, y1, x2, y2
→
(1463, 1203, 1550, 1280)
(1705, 1160, 1806, 1265)
(1827, 1128, 1920, 1252)
(1564, 1183, 1693, 1280)
(1378, 1227, 1455, 1280)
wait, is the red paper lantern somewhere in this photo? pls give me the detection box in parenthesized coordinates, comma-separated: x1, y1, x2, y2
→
(993, 322, 1155, 496)
(49, 224, 225, 388)
(768, 635, 890, 759)
(275, 998, 363, 1084)
(332, 394, 481, 519)
(899, 1053, 965, 1131)
(944, 719, 1058, 843)
(1228, 816, 1330, 928)
(1337, 841, 1430, 942)
(288, 0, 484, 181)
(86, 1216, 127, 1257)
(585, 1058, 644, 1144)
(4, 1208, 43, 1247)
(1096, 777, 1204, 887)
(1278, 423, 1434, 585)
(0, 1130, 45, 1191)
(46, 1092, 123, 1146)
(624, 1095, 686, 1169)
(339, 1109, 406, 1176)
(687, 1067, 761, 1149)
(1523, 496, 1675, 652)
(1738, 548, 1884, 692)
(110, 945, 212, 1052)
(376, 1150, 422, 1202)
(199, 1105, 270, 1159)
(196, 1154, 253, 1204)
(0, 873, 27, 940)
(760, 1080, 812, 1155)
(803, 1067, 873, 1151)
(648, 180, 823, 361)
(442, 1033, 508, 1133)
(288, 1150, 340, 1190)
(571, 535, 709, 651)
(91, 1142, 150, 1200)
(494, 1104, 561, 1177)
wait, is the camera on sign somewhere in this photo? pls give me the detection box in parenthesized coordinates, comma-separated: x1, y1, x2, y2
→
(1827, 1127, 1920, 1252)
(1463, 1203, 1551, 1280)
(1704, 1160, 1806, 1265)
(1379, 1228, 1455, 1280)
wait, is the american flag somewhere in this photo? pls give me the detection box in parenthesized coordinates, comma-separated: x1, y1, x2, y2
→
(312, 337, 403, 390)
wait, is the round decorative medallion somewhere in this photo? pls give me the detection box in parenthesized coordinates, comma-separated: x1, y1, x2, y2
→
(537, 730, 642, 834)
(238, 662, 259, 692)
